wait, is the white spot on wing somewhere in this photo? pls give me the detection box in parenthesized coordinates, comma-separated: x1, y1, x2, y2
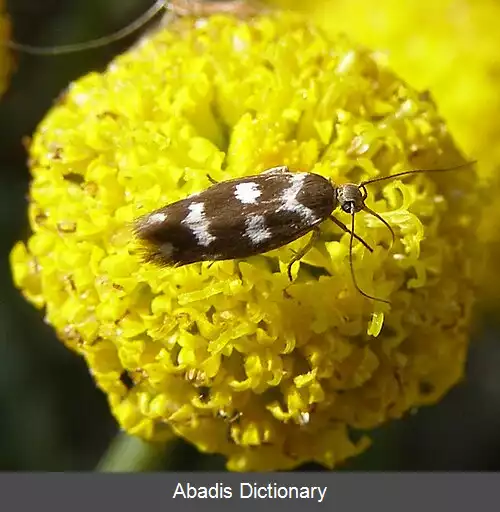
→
(235, 182, 261, 204)
(148, 212, 168, 225)
(277, 173, 319, 223)
(182, 202, 215, 247)
(245, 215, 272, 244)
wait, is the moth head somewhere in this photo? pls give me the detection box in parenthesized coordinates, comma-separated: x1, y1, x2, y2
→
(337, 181, 395, 252)
(336, 183, 366, 215)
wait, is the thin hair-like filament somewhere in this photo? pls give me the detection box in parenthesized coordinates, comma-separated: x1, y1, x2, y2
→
(348, 211, 390, 304)
(360, 161, 475, 188)
(6, 0, 166, 55)
(362, 205, 395, 249)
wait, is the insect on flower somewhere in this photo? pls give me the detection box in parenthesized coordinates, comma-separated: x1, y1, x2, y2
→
(133, 162, 474, 304)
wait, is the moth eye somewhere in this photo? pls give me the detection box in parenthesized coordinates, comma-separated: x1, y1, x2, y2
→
(342, 201, 355, 214)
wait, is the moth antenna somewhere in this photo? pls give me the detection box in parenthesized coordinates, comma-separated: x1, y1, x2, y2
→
(5, 0, 166, 56)
(359, 160, 476, 188)
(355, 160, 476, 255)
(362, 205, 395, 250)
(348, 211, 390, 304)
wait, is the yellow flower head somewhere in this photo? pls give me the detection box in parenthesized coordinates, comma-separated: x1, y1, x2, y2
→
(0, 0, 12, 97)
(11, 11, 482, 470)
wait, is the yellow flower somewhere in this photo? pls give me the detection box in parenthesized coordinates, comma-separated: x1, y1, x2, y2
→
(11, 11, 482, 470)
(0, 0, 12, 97)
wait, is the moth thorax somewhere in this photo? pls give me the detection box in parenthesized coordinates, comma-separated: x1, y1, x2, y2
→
(337, 184, 365, 214)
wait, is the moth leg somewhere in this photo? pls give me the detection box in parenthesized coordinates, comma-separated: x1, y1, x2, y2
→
(287, 227, 321, 281)
(206, 174, 218, 185)
(329, 215, 373, 253)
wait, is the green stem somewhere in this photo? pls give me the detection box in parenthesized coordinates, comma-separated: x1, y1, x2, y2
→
(96, 431, 171, 472)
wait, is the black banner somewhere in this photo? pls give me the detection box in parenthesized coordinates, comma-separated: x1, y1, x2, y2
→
(0, 473, 491, 512)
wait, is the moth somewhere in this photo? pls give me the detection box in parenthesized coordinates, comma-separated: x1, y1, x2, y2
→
(134, 162, 473, 304)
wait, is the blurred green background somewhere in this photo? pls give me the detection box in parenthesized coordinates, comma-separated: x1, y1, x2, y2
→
(2, 0, 500, 471)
